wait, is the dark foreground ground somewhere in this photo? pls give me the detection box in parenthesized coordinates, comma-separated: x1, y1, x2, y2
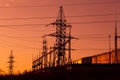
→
(0, 64, 120, 80)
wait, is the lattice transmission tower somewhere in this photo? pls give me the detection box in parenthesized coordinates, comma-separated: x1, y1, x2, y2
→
(8, 50, 15, 75)
(46, 6, 77, 66)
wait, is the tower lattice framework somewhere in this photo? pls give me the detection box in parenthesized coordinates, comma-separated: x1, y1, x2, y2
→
(47, 6, 75, 66)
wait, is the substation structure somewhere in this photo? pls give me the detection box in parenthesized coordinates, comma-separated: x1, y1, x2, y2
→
(32, 6, 77, 70)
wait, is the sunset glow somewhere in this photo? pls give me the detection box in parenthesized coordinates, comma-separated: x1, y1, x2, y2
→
(0, 0, 120, 74)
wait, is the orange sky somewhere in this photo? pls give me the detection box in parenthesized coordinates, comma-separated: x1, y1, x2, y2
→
(0, 0, 120, 74)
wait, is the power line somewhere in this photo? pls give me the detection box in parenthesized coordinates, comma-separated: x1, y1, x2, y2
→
(0, 1, 120, 8)
(0, 33, 43, 43)
(0, 13, 120, 20)
(67, 14, 120, 18)
(73, 33, 114, 36)
(75, 49, 108, 50)
(4, 26, 55, 32)
(0, 33, 42, 38)
(0, 20, 119, 27)
(77, 37, 108, 38)
(14, 1, 56, 4)
(0, 36, 115, 50)
(0, 38, 41, 50)
(0, 32, 116, 42)
(0, 24, 46, 27)
(71, 20, 120, 24)
(63, 1, 120, 6)
(0, 17, 56, 20)
(0, 5, 57, 8)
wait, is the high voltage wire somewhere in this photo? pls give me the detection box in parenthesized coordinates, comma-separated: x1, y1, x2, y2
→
(0, 30, 113, 39)
(71, 20, 120, 24)
(0, 14, 120, 20)
(0, 33, 42, 42)
(0, 34, 117, 50)
(0, 1, 120, 8)
(0, 35, 117, 50)
(0, 31, 43, 42)
(0, 42, 40, 50)
(0, 38, 40, 50)
(0, 5, 57, 8)
(0, 24, 46, 27)
(0, 38, 109, 50)
(0, 17, 56, 20)
(0, 36, 41, 45)
(77, 35, 115, 38)
(67, 14, 120, 18)
(0, 34, 42, 38)
(0, 32, 117, 43)
(73, 33, 114, 36)
(0, 38, 111, 50)
(77, 37, 108, 38)
(3, 26, 55, 32)
(78, 39, 120, 41)
(14, 1, 55, 4)
(4, 27, 54, 32)
(64, 1, 120, 6)
(0, 34, 42, 44)
(0, 20, 119, 27)
(75, 49, 108, 50)
(0, 37, 109, 50)
(0, 34, 110, 39)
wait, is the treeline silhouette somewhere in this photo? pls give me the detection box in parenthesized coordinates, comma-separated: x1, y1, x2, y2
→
(0, 64, 120, 80)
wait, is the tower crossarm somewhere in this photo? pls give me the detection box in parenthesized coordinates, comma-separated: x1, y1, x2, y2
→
(117, 36, 120, 38)
(44, 33, 78, 40)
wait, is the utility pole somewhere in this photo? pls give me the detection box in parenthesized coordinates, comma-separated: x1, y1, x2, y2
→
(114, 20, 118, 63)
(109, 35, 111, 64)
(49, 47, 52, 67)
(42, 37, 48, 68)
(38, 49, 41, 69)
(68, 27, 72, 64)
(53, 44, 56, 67)
(8, 50, 15, 75)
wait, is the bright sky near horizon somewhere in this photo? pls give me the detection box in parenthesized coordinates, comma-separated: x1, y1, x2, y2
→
(0, 0, 120, 74)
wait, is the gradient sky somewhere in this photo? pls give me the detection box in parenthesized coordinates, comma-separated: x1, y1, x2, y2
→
(0, 0, 120, 74)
